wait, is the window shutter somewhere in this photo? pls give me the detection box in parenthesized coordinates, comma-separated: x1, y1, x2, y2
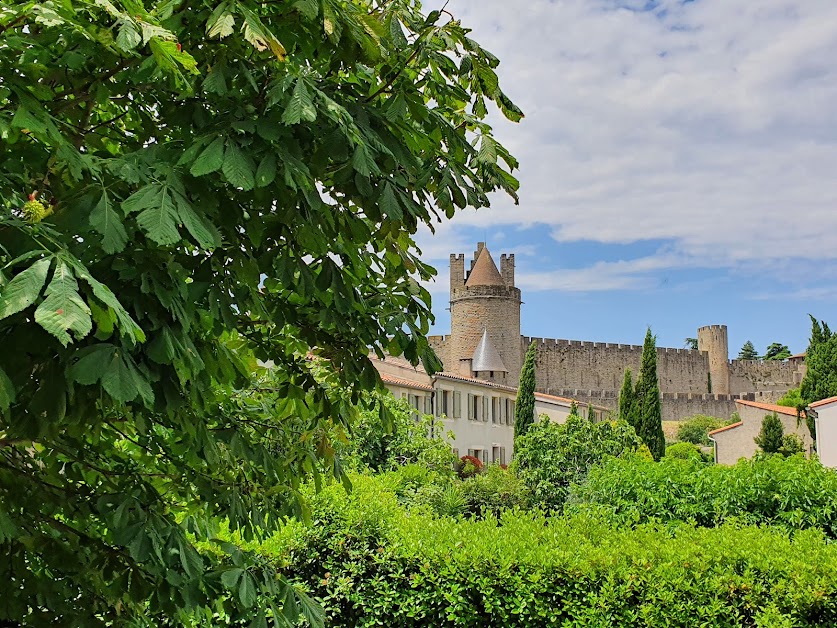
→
(467, 448, 475, 458)
(483, 396, 489, 422)
(425, 396, 432, 415)
(467, 394, 474, 419)
(454, 391, 461, 418)
(482, 450, 489, 465)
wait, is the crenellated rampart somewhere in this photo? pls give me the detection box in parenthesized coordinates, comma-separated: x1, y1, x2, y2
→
(526, 336, 710, 395)
(729, 359, 804, 393)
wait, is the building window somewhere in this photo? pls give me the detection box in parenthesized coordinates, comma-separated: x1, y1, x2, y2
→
(492, 446, 500, 463)
(442, 390, 452, 417)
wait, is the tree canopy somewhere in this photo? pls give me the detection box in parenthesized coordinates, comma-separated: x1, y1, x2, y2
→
(514, 340, 537, 442)
(801, 316, 837, 406)
(763, 343, 791, 361)
(738, 340, 759, 360)
(634, 328, 665, 460)
(0, 1, 520, 624)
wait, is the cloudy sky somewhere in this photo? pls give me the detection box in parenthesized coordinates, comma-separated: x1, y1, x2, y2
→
(417, 0, 837, 357)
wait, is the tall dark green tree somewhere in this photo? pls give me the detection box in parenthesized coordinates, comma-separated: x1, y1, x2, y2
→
(634, 328, 665, 460)
(764, 343, 791, 360)
(514, 341, 538, 441)
(801, 316, 837, 406)
(738, 341, 759, 360)
(618, 368, 637, 431)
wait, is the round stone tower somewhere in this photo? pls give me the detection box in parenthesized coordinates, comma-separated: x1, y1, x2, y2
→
(697, 324, 730, 395)
(449, 243, 522, 386)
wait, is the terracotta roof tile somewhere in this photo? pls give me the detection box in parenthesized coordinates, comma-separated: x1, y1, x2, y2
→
(708, 421, 743, 436)
(435, 372, 517, 392)
(379, 373, 433, 391)
(810, 396, 837, 408)
(465, 247, 505, 287)
(735, 399, 800, 417)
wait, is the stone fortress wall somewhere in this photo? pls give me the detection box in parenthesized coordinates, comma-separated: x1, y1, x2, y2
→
(428, 243, 806, 422)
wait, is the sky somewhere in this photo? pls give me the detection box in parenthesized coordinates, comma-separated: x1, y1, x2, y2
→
(417, 0, 837, 358)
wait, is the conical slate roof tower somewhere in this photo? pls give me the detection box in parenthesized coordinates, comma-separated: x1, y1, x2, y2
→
(447, 242, 522, 385)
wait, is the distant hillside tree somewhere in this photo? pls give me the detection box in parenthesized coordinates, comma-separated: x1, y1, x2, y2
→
(684, 337, 698, 350)
(764, 343, 791, 360)
(635, 328, 665, 460)
(514, 341, 538, 442)
(618, 369, 637, 430)
(754, 413, 784, 454)
(738, 341, 759, 360)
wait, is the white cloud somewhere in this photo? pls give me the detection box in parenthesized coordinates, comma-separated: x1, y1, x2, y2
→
(420, 0, 837, 287)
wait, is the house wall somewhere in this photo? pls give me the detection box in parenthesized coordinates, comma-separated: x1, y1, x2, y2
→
(712, 403, 814, 465)
(815, 402, 837, 468)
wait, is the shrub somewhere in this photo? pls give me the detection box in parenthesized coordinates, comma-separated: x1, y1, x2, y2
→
(460, 465, 529, 517)
(569, 454, 837, 537)
(665, 442, 704, 461)
(755, 413, 784, 454)
(260, 474, 837, 627)
(457, 455, 483, 478)
(676, 414, 728, 445)
(513, 415, 641, 510)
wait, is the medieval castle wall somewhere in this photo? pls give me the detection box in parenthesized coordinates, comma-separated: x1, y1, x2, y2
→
(523, 337, 711, 395)
(430, 243, 805, 422)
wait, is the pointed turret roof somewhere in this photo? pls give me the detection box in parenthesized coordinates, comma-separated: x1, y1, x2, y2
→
(465, 246, 505, 287)
(471, 329, 508, 372)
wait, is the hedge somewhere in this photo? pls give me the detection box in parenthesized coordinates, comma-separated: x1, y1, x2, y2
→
(569, 454, 837, 537)
(255, 472, 837, 627)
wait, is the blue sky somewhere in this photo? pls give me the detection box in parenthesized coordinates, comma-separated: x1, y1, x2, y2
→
(418, 0, 837, 358)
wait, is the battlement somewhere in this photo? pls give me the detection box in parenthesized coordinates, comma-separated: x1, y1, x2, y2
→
(698, 324, 727, 332)
(452, 285, 521, 301)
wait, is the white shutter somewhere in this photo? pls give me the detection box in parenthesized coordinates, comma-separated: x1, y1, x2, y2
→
(454, 391, 461, 418)
(467, 394, 474, 420)
(483, 396, 489, 422)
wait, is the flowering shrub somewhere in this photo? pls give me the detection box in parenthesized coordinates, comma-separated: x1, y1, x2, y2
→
(457, 455, 483, 478)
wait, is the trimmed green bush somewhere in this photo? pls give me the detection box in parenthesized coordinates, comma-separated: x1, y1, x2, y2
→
(569, 454, 837, 537)
(665, 442, 704, 461)
(676, 414, 729, 445)
(258, 473, 837, 627)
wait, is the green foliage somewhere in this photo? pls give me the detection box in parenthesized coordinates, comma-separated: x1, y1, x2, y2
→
(257, 472, 837, 626)
(779, 434, 805, 457)
(0, 0, 521, 623)
(618, 368, 636, 429)
(343, 394, 456, 473)
(677, 414, 729, 446)
(764, 342, 791, 360)
(801, 316, 837, 407)
(513, 415, 641, 510)
(459, 464, 529, 518)
(513, 341, 537, 441)
(665, 442, 705, 461)
(635, 328, 665, 460)
(570, 454, 837, 537)
(755, 413, 785, 454)
(738, 340, 759, 360)
(778, 387, 805, 410)
(683, 337, 698, 350)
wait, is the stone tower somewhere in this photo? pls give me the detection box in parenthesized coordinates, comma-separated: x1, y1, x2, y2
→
(697, 324, 730, 395)
(449, 243, 522, 385)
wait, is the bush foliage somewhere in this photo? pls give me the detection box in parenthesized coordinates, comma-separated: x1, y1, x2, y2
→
(569, 454, 837, 537)
(676, 414, 730, 445)
(255, 472, 837, 627)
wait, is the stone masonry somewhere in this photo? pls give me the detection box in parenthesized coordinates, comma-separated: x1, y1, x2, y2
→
(428, 243, 807, 421)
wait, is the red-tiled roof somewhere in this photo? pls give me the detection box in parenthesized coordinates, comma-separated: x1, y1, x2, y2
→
(435, 372, 517, 392)
(465, 247, 505, 287)
(735, 399, 800, 417)
(379, 373, 433, 391)
(810, 396, 837, 408)
(534, 392, 575, 405)
(708, 421, 743, 436)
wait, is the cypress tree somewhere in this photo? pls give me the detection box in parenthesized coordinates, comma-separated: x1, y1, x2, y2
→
(635, 328, 665, 460)
(618, 368, 637, 430)
(514, 341, 538, 441)
(801, 316, 837, 405)
(587, 402, 596, 421)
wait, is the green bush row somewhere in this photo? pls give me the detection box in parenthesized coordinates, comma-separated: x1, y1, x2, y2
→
(569, 454, 837, 536)
(256, 472, 837, 627)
